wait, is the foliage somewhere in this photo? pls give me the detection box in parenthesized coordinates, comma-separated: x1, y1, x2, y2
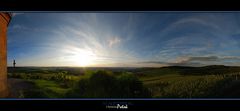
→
(66, 70, 151, 98)
(8, 71, 72, 82)
(19, 80, 70, 98)
(117, 73, 151, 98)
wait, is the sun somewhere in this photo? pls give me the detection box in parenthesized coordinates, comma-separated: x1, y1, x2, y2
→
(72, 49, 96, 67)
(75, 54, 91, 66)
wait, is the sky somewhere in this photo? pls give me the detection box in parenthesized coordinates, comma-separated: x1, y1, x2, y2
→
(7, 12, 240, 67)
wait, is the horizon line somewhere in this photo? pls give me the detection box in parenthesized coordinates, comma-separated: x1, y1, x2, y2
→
(6, 64, 240, 68)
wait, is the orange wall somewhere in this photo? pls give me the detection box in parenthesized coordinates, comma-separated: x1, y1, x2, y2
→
(0, 13, 11, 97)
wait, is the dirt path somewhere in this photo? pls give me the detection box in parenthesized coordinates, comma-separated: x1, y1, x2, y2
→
(8, 78, 35, 98)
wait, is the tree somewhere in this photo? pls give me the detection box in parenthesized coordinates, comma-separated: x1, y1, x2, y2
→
(66, 70, 151, 98)
(117, 73, 151, 98)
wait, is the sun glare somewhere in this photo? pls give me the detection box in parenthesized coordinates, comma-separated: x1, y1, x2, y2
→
(72, 49, 97, 67)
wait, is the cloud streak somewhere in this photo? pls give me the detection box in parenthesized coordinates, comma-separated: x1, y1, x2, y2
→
(7, 13, 240, 67)
(138, 55, 240, 67)
(108, 36, 121, 47)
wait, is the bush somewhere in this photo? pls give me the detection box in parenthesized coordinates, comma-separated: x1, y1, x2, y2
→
(66, 70, 117, 98)
(117, 73, 151, 98)
(66, 70, 151, 98)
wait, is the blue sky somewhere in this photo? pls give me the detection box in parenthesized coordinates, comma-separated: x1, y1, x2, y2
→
(7, 13, 240, 67)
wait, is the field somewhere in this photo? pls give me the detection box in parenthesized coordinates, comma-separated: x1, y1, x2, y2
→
(7, 65, 240, 98)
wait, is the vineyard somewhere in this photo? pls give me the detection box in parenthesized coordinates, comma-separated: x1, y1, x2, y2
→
(144, 74, 237, 98)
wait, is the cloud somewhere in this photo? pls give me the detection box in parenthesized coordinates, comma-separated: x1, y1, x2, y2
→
(138, 60, 204, 67)
(221, 56, 240, 61)
(9, 13, 240, 67)
(172, 17, 221, 31)
(175, 56, 219, 63)
(138, 55, 240, 67)
(108, 36, 121, 47)
(9, 24, 27, 30)
(43, 20, 138, 66)
(174, 55, 240, 66)
(8, 24, 46, 33)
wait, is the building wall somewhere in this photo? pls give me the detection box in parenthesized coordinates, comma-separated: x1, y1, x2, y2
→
(0, 13, 11, 97)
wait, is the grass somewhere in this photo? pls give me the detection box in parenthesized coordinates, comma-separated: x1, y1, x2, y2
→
(28, 80, 70, 98)
(136, 68, 179, 77)
(142, 74, 234, 98)
(140, 74, 202, 97)
(141, 74, 202, 85)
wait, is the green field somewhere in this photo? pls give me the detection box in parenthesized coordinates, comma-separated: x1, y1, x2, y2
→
(7, 65, 240, 98)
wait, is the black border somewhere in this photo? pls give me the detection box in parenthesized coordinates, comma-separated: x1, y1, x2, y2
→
(0, 99, 240, 111)
(0, 0, 240, 11)
(2, 1, 240, 111)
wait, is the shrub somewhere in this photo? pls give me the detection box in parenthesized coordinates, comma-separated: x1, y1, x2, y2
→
(66, 70, 151, 98)
(117, 73, 151, 98)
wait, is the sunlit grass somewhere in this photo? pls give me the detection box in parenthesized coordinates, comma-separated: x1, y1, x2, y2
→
(30, 80, 70, 98)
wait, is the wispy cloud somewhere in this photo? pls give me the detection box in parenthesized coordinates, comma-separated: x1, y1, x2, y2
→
(172, 17, 221, 31)
(8, 24, 28, 30)
(7, 13, 240, 67)
(174, 55, 240, 66)
(8, 24, 47, 33)
(137, 60, 203, 67)
(33, 14, 139, 66)
(175, 56, 219, 63)
(108, 36, 121, 47)
(137, 55, 240, 67)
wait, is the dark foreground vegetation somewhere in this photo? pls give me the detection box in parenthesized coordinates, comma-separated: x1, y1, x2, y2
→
(7, 65, 240, 98)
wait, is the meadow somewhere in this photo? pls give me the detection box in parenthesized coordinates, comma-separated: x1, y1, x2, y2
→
(7, 66, 240, 98)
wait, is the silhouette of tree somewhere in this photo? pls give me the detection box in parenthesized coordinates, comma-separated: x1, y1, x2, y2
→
(66, 70, 151, 98)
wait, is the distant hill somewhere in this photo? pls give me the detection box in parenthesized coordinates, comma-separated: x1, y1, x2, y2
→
(178, 65, 240, 75)
(135, 65, 240, 76)
(7, 65, 240, 76)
